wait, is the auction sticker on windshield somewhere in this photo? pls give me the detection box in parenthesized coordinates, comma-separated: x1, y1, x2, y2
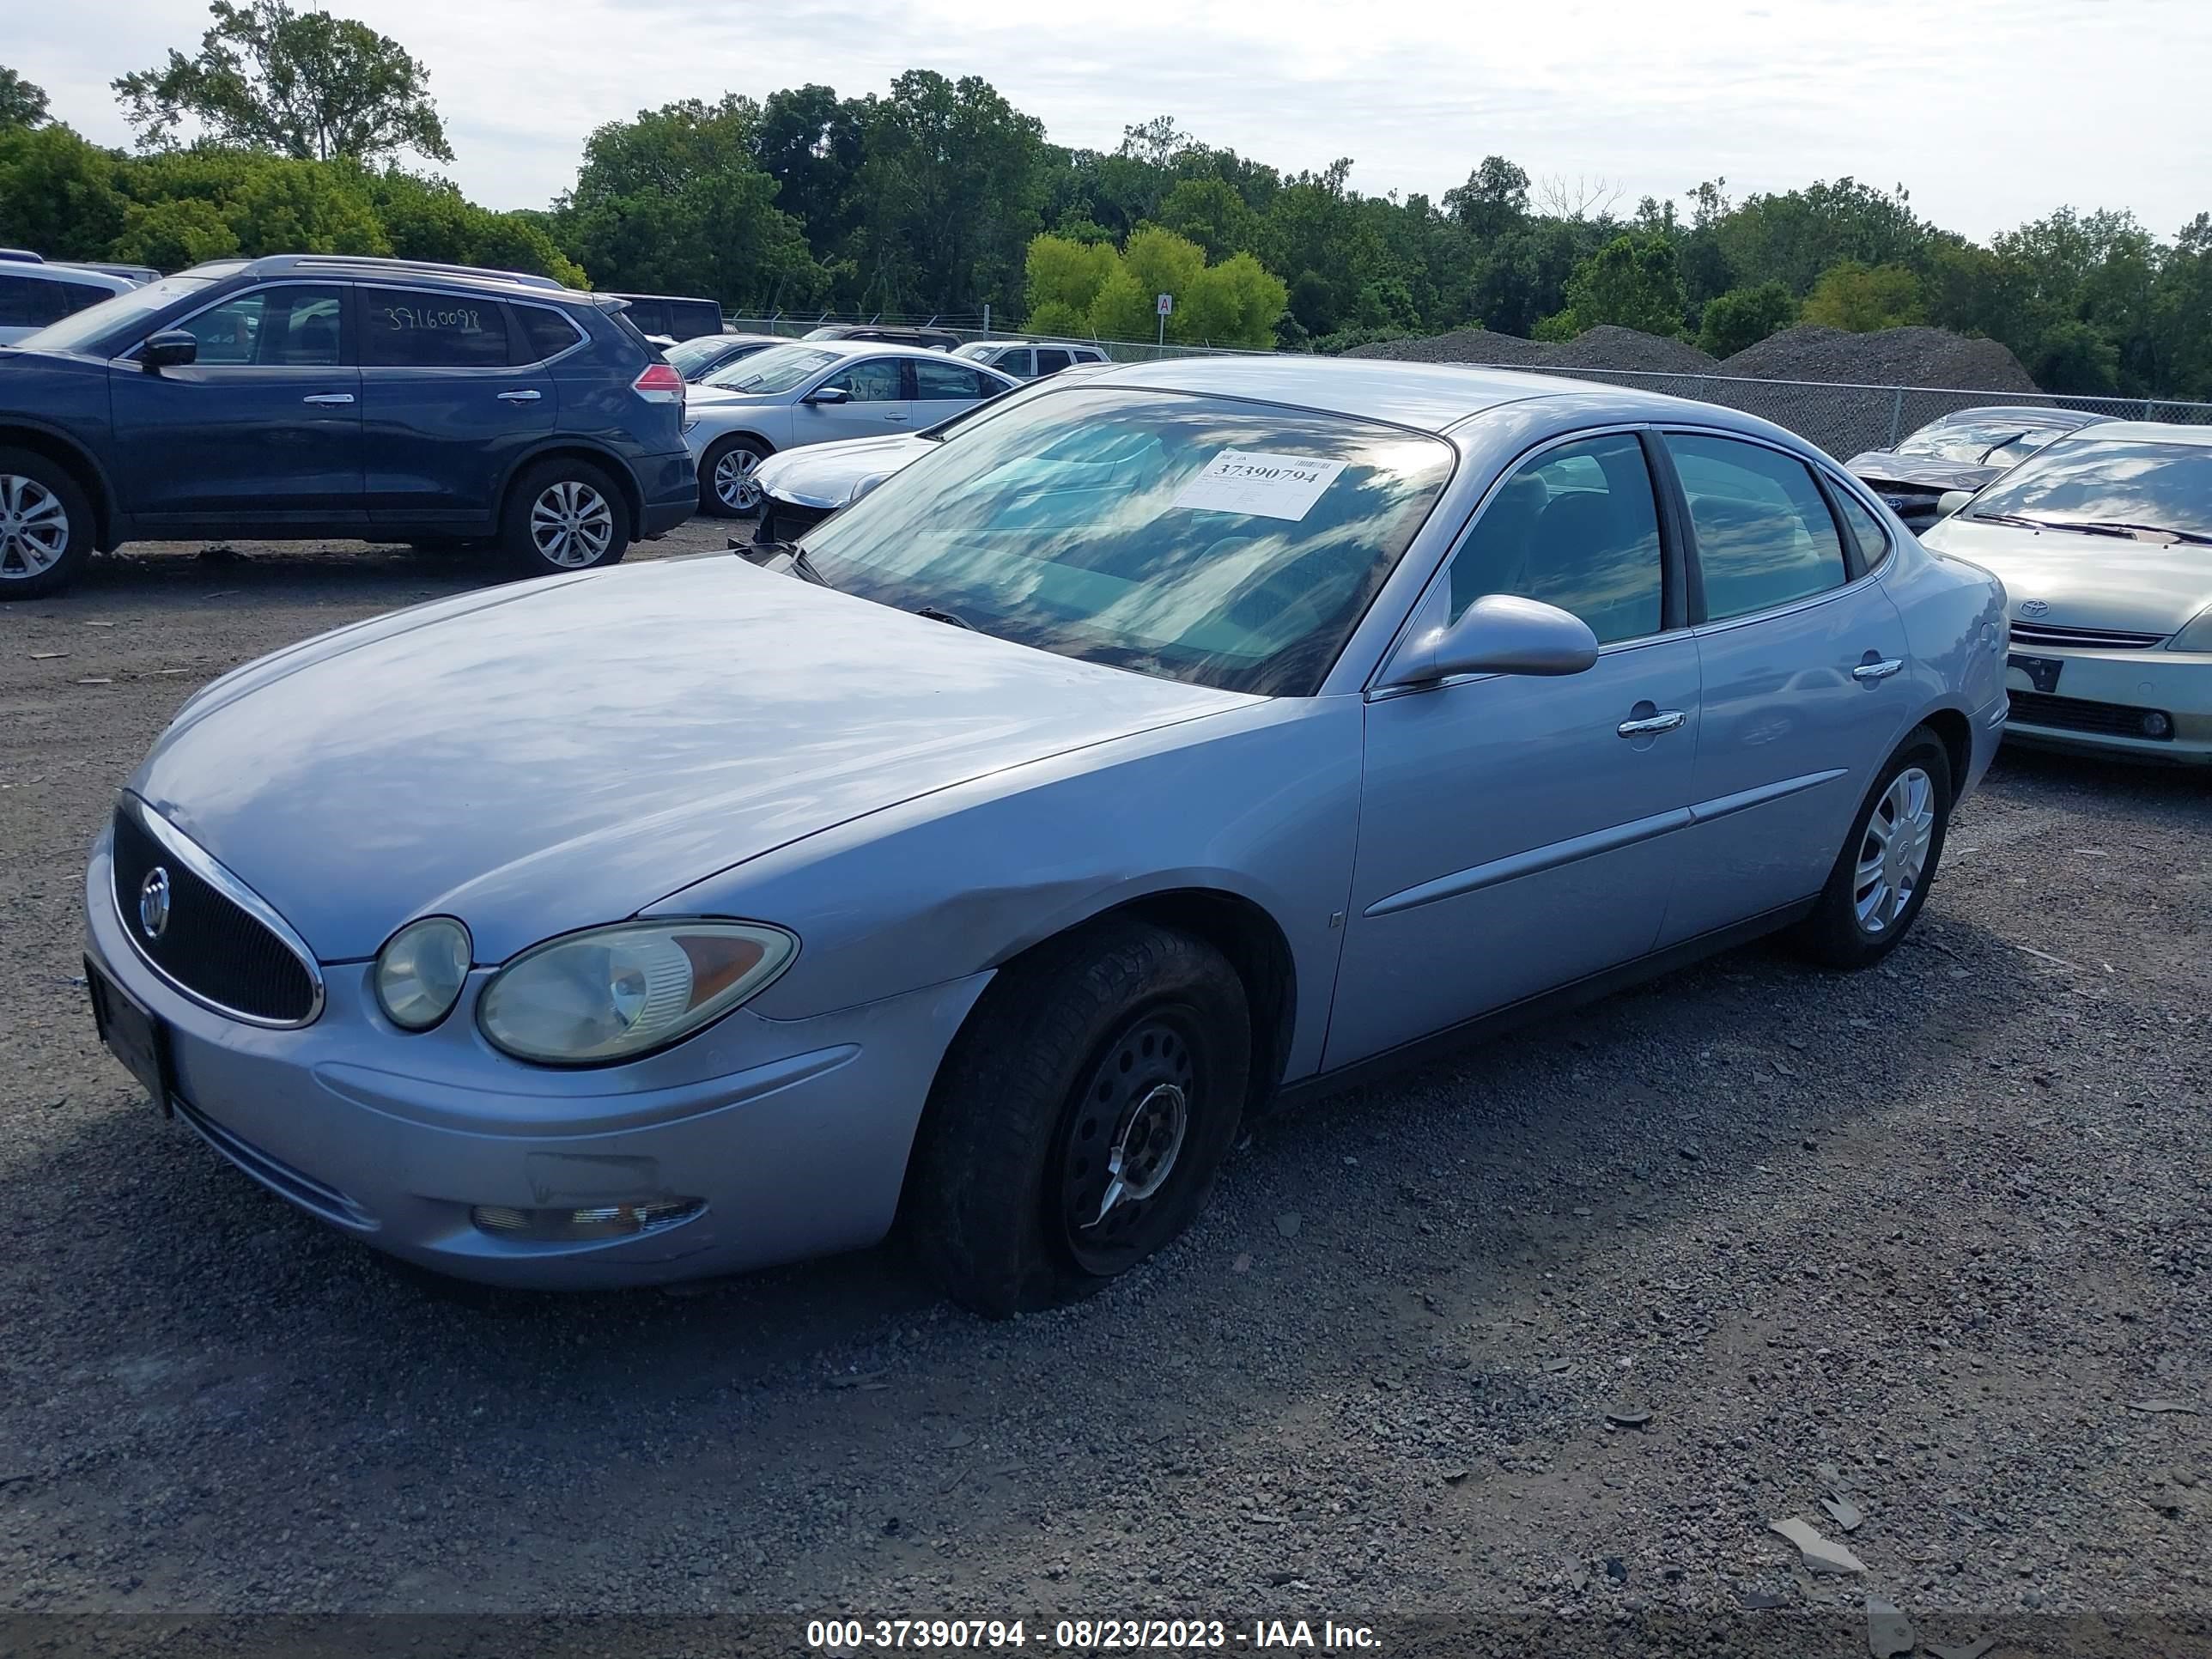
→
(1172, 450, 1348, 521)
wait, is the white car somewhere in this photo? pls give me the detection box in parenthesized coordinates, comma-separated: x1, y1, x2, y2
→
(683, 341, 1021, 516)
(0, 258, 143, 345)
(1923, 420, 2212, 764)
(953, 339, 1111, 379)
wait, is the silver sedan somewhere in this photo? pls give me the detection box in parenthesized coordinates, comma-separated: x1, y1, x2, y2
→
(86, 357, 2006, 1313)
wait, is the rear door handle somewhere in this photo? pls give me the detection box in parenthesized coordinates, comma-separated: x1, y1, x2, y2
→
(1853, 658, 1904, 683)
(1617, 710, 1686, 738)
(497, 389, 542, 404)
(883, 412, 908, 423)
(301, 392, 355, 405)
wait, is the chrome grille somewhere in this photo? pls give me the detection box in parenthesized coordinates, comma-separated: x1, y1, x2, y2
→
(2009, 620, 2167, 650)
(110, 799, 323, 1026)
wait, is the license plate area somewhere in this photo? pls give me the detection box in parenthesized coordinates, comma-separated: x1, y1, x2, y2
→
(88, 957, 174, 1115)
(2007, 653, 2063, 695)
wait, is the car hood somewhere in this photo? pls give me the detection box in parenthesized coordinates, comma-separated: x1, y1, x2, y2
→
(1846, 452, 2000, 494)
(1922, 516, 2212, 637)
(757, 433, 933, 507)
(131, 558, 1253, 962)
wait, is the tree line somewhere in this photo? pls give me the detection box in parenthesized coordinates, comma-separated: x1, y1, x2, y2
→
(4, 2, 2212, 391)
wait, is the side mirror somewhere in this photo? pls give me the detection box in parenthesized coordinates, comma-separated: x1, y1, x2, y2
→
(141, 330, 197, 371)
(805, 385, 850, 405)
(1936, 489, 1976, 519)
(1382, 593, 1600, 689)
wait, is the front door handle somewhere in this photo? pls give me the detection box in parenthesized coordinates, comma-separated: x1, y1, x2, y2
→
(883, 412, 908, 423)
(1617, 710, 1686, 738)
(497, 389, 542, 404)
(301, 392, 355, 405)
(1853, 657, 1905, 683)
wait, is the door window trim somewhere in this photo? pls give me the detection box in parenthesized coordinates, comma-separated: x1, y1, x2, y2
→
(1653, 423, 1891, 636)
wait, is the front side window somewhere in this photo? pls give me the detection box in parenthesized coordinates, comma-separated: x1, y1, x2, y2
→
(824, 358, 904, 401)
(177, 284, 344, 367)
(799, 386, 1455, 696)
(362, 287, 510, 368)
(1669, 434, 1848, 622)
(1449, 434, 1663, 645)
(1965, 438, 2212, 543)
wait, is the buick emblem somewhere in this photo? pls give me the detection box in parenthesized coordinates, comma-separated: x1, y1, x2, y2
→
(2019, 599, 2050, 617)
(138, 867, 172, 939)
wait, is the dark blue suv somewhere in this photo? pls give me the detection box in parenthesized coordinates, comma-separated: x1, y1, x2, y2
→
(0, 254, 697, 599)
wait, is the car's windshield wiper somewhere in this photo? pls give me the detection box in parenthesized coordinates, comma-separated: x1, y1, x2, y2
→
(2075, 520, 2212, 545)
(914, 605, 974, 629)
(1966, 512, 2046, 528)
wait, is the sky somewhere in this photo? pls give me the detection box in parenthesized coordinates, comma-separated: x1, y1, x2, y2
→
(15, 0, 2212, 243)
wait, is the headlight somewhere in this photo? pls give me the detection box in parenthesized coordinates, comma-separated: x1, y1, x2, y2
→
(477, 920, 797, 1065)
(374, 916, 472, 1030)
(2167, 607, 2212, 652)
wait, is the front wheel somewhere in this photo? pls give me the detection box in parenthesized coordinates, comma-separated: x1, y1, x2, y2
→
(501, 459, 631, 577)
(701, 435, 771, 518)
(1791, 727, 1953, 969)
(905, 920, 1251, 1316)
(0, 447, 95, 600)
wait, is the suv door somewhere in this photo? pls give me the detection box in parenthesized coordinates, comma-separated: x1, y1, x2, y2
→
(358, 285, 556, 526)
(1325, 431, 1702, 1068)
(1655, 430, 1914, 943)
(796, 356, 911, 443)
(109, 282, 362, 526)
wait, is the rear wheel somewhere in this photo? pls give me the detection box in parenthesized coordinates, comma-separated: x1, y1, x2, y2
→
(905, 919, 1250, 1316)
(0, 447, 94, 600)
(1791, 727, 1952, 968)
(501, 459, 630, 577)
(701, 434, 771, 518)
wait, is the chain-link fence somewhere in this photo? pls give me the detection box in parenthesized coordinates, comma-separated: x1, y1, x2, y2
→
(1439, 365, 2212, 461)
(722, 314, 1254, 365)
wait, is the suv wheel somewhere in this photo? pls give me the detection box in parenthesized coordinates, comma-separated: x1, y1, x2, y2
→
(0, 447, 95, 600)
(701, 434, 771, 518)
(502, 459, 631, 576)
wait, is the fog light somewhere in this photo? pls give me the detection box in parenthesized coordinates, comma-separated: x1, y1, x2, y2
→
(471, 1200, 704, 1242)
(2140, 710, 2174, 739)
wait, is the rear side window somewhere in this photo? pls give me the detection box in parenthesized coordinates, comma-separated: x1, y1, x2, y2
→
(517, 305, 583, 362)
(914, 360, 997, 401)
(825, 358, 904, 401)
(1449, 433, 1664, 644)
(0, 273, 64, 328)
(362, 287, 512, 368)
(1830, 486, 1892, 570)
(1668, 434, 1849, 622)
(667, 300, 721, 339)
(622, 299, 670, 336)
(1035, 348, 1072, 375)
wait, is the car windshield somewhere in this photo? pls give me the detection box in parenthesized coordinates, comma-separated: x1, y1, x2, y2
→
(665, 336, 736, 376)
(1897, 419, 2039, 464)
(1966, 437, 2212, 543)
(704, 344, 838, 393)
(796, 386, 1455, 696)
(16, 274, 218, 353)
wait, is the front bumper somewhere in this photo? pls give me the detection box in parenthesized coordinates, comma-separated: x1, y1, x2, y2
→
(86, 835, 992, 1288)
(2002, 645, 2212, 765)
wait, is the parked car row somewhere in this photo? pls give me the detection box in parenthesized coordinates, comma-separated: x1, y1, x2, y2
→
(0, 250, 150, 344)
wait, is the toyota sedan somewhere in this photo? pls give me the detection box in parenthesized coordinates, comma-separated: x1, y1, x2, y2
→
(86, 357, 2007, 1313)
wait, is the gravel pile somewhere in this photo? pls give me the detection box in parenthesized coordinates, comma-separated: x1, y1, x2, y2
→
(1540, 325, 1717, 374)
(1721, 325, 2039, 392)
(1346, 327, 1547, 365)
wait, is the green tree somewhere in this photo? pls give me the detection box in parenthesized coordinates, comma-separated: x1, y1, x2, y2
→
(0, 65, 50, 129)
(1182, 251, 1288, 347)
(1696, 281, 1797, 356)
(1121, 223, 1206, 332)
(366, 168, 584, 286)
(2151, 214, 2212, 398)
(1715, 178, 1929, 295)
(1800, 260, 1925, 331)
(0, 123, 129, 259)
(111, 195, 240, 268)
(114, 0, 452, 166)
(1024, 231, 1119, 318)
(1442, 155, 1528, 240)
(1157, 176, 1255, 260)
(1547, 233, 1687, 337)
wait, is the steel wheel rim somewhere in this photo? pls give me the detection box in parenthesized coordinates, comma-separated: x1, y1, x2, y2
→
(1059, 1009, 1204, 1274)
(1853, 765, 1936, 936)
(0, 474, 70, 580)
(529, 480, 613, 568)
(714, 447, 763, 511)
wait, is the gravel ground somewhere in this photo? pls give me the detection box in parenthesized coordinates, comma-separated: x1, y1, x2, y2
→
(1719, 326, 2039, 393)
(3, 530, 2209, 1652)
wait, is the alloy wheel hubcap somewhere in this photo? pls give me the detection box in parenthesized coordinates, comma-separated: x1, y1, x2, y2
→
(1061, 1015, 1198, 1266)
(714, 448, 763, 510)
(530, 481, 613, 568)
(1854, 766, 1936, 935)
(0, 474, 69, 579)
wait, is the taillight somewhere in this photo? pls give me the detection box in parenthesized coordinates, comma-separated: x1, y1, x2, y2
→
(633, 362, 684, 403)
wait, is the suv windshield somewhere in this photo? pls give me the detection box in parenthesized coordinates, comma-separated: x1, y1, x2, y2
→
(797, 386, 1455, 696)
(17, 274, 218, 354)
(1966, 437, 2212, 543)
(705, 344, 838, 394)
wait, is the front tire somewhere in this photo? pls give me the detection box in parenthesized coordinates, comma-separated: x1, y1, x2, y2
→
(1791, 726, 1953, 969)
(905, 919, 1251, 1316)
(0, 447, 95, 600)
(701, 434, 771, 518)
(501, 459, 630, 577)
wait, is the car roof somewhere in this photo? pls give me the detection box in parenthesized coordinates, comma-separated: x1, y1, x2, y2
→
(2047, 420, 2212, 448)
(787, 338, 996, 365)
(1085, 354, 1702, 435)
(5, 263, 135, 291)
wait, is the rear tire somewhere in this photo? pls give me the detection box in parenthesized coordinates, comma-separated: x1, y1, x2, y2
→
(1790, 726, 1953, 969)
(0, 447, 95, 600)
(500, 459, 631, 577)
(701, 434, 772, 519)
(905, 919, 1250, 1317)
